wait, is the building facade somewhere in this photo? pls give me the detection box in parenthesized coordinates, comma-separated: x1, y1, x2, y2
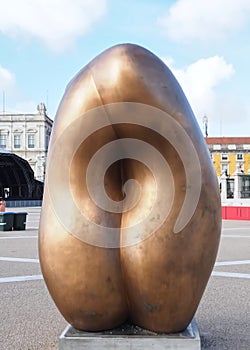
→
(0, 103, 53, 182)
(205, 137, 250, 177)
(206, 137, 250, 200)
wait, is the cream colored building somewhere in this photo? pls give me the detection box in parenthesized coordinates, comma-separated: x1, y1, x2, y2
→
(0, 103, 53, 182)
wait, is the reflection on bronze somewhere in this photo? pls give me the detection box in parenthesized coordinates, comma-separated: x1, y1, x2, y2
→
(39, 44, 221, 333)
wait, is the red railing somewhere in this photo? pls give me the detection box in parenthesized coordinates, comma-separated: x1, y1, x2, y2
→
(222, 206, 250, 220)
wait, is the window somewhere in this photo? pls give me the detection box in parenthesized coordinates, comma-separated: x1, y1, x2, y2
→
(46, 130, 51, 150)
(227, 178, 234, 198)
(241, 175, 250, 198)
(28, 134, 35, 148)
(0, 134, 7, 149)
(14, 135, 21, 149)
(221, 154, 228, 161)
(236, 153, 243, 161)
(221, 163, 229, 176)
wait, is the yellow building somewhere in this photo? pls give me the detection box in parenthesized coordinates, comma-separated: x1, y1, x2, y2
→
(205, 137, 250, 177)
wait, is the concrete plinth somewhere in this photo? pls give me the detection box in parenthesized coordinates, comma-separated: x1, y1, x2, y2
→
(59, 319, 201, 350)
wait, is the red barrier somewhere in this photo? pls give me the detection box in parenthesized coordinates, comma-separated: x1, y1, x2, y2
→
(222, 206, 250, 220)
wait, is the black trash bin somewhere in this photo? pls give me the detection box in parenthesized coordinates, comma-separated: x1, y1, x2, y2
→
(0, 212, 14, 231)
(13, 212, 27, 230)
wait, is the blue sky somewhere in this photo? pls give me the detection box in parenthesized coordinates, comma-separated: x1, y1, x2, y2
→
(0, 0, 250, 136)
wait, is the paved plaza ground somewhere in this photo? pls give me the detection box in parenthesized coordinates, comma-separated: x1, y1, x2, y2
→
(0, 208, 249, 349)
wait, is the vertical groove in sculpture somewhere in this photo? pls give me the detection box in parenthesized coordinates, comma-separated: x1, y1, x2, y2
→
(39, 43, 221, 333)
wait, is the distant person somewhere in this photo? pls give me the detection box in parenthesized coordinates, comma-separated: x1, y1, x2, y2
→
(0, 197, 6, 212)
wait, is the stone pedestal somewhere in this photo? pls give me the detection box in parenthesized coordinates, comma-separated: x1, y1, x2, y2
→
(59, 319, 200, 350)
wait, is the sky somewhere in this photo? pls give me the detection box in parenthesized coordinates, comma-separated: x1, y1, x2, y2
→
(0, 0, 250, 137)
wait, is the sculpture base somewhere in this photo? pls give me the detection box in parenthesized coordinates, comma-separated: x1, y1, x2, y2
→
(59, 319, 201, 350)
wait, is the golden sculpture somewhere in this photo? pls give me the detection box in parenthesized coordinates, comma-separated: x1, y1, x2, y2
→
(39, 44, 221, 333)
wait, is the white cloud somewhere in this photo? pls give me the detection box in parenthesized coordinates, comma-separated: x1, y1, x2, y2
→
(0, 64, 38, 114)
(0, 0, 107, 52)
(158, 0, 250, 42)
(0, 65, 16, 92)
(162, 56, 235, 133)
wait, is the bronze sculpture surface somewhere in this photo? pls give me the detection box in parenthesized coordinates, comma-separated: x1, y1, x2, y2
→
(39, 43, 221, 333)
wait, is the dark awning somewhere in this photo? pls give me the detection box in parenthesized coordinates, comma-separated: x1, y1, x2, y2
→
(0, 150, 40, 199)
